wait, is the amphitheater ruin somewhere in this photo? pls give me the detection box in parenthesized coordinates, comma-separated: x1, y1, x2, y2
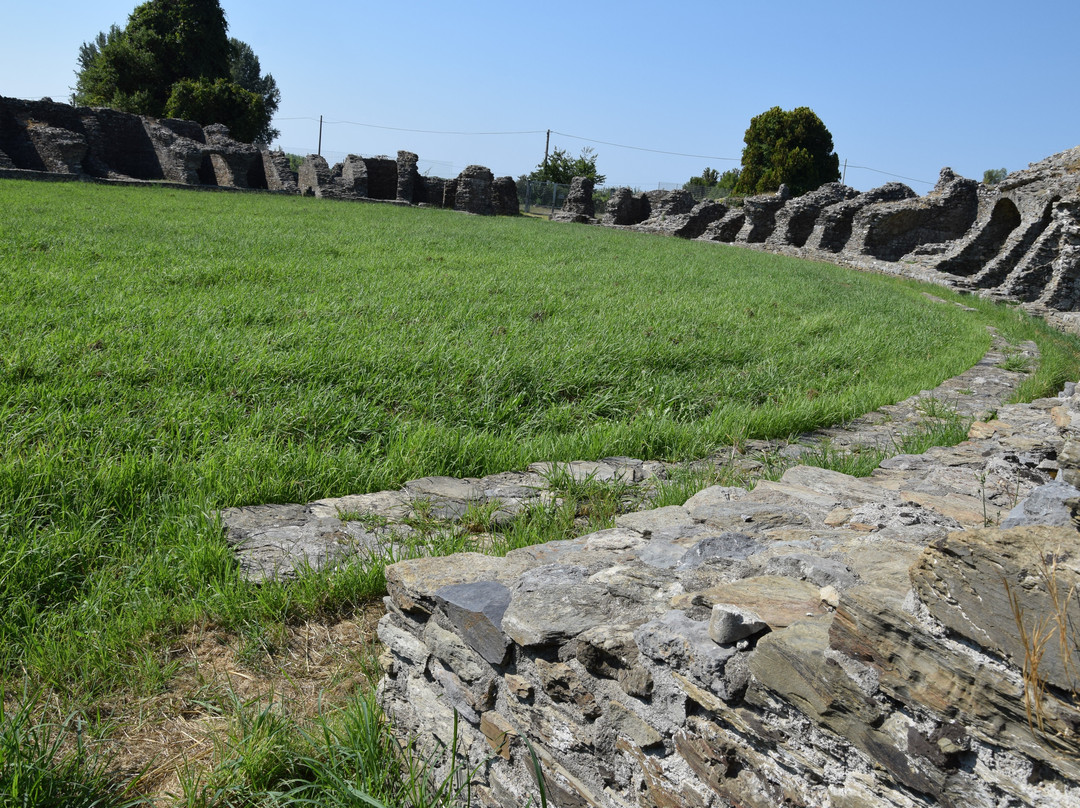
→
(5, 94, 1080, 807)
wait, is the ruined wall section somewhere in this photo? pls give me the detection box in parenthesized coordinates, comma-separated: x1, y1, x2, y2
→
(0, 96, 518, 215)
(584, 145, 1080, 314)
(377, 384, 1080, 808)
(846, 168, 980, 260)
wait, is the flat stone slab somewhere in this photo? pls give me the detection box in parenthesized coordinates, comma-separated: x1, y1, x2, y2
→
(220, 332, 1051, 586)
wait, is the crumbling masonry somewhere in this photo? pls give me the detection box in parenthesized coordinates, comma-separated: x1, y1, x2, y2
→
(0, 95, 518, 215)
(585, 146, 1080, 322)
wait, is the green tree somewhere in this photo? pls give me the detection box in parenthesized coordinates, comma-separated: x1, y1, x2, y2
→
(716, 168, 740, 195)
(685, 167, 740, 199)
(734, 106, 840, 197)
(228, 38, 281, 143)
(165, 78, 265, 143)
(71, 1, 277, 143)
(530, 146, 606, 185)
(688, 166, 720, 187)
(983, 167, 1008, 186)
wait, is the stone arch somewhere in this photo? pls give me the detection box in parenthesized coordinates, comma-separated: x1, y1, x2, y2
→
(197, 153, 218, 186)
(970, 197, 1058, 289)
(937, 197, 1021, 276)
(245, 156, 268, 190)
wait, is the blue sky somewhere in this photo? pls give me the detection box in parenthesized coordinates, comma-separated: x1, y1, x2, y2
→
(3, 1, 1078, 191)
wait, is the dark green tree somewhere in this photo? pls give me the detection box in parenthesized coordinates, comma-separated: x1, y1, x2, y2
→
(228, 38, 280, 143)
(75, 24, 124, 77)
(734, 107, 840, 197)
(165, 78, 265, 143)
(530, 146, 606, 185)
(983, 167, 1008, 186)
(71, 1, 277, 143)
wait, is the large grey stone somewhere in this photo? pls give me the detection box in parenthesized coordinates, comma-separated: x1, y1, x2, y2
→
(677, 532, 762, 568)
(501, 565, 615, 647)
(634, 610, 740, 697)
(434, 580, 512, 665)
(708, 604, 767, 644)
(1001, 480, 1080, 528)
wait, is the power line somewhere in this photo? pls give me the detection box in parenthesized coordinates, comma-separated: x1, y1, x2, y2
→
(276, 116, 543, 137)
(272, 116, 936, 186)
(551, 130, 933, 186)
(843, 164, 933, 185)
(551, 130, 740, 162)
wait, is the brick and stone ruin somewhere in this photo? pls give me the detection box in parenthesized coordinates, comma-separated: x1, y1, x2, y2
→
(0, 95, 519, 215)
(590, 148, 1080, 324)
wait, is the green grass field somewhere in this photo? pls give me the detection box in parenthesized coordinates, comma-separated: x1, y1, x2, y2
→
(1, 179, 1078, 804)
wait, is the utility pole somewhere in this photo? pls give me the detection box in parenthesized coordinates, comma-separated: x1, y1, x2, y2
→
(318, 115, 323, 156)
(544, 129, 550, 168)
(842, 158, 847, 184)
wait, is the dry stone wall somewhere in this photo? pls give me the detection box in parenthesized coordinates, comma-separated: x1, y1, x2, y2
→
(220, 329, 1080, 807)
(0, 95, 518, 215)
(376, 373, 1080, 808)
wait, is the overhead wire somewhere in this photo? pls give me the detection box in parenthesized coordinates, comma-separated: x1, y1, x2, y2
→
(550, 130, 740, 163)
(276, 116, 543, 136)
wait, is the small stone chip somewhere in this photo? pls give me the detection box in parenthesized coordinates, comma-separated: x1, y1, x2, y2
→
(824, 507, 852, 527)
(820, 585, 840, 608)
(480, 711, 517, 760)
(505, 674, 533, 700)
(708, 604, 767, 645)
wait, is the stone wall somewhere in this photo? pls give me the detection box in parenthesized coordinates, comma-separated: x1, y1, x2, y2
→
(590, 145, 1080, 316)
(0, 95, 519, 215)
(376, 381, 1080, 808)
(217, 332, 1080, 808)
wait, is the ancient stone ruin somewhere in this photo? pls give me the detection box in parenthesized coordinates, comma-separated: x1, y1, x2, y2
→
(11, 91, 1080, 806)
(552, 176, 597, 223)
(222, 333, 1080, 807)
(587, 147, 1080, 322)
(0, 95, 518, 215)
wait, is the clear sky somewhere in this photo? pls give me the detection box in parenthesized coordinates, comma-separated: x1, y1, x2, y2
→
(3, 1, 1077, 191)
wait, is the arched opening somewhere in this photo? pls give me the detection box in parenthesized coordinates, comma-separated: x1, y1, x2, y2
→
(972, 197, 1056, 289)
(197, 153, 218, 186)
(937, 197, 1022, 276)
(246, 155, 268, 190)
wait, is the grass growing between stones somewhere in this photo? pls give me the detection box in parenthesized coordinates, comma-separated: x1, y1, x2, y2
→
(2, 179, 1080, 803)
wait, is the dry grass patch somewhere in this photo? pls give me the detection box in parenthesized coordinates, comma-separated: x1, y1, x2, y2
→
(103, 603, 384, 802)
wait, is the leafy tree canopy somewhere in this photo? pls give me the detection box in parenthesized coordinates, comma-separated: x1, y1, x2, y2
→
(983, 167, 1008, 186)
(734, 106, 840, 197)
(685, 167, 740, 197)
(227, 38, 280, 143)
(72, 1, 279, 144)
(530, 146, 606, 185)
(688, 166, 720, 187)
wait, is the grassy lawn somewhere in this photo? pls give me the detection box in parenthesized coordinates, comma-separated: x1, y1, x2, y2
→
(1, 179, 1078, 803)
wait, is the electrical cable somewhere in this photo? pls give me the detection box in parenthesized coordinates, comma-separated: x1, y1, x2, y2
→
(550, 130, 740, 162)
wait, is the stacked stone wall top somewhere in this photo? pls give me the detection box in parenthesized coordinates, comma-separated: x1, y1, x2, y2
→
(217, 330, 1080, 805)
(376, 378, 1080, 807)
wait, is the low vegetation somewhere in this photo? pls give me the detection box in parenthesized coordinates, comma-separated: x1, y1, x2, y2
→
(1, 179, 1078, 803)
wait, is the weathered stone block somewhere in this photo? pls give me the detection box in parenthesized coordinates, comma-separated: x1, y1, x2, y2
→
(453, 164, 494, 215)
(552, 176, 595, 222)
(911, 524, 1080, 691)
(708, 604, 767, 644)
(433, 580, 513, 665)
